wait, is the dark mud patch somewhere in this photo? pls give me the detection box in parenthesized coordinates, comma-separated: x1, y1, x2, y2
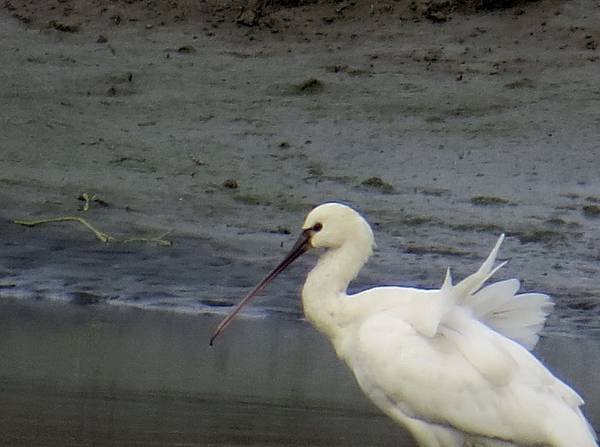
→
(223, 179, 240, 189)
(544, 218, 581, 229)
(290, 78, 325, 95)
(360, 177, 395, 194)
(470, 195, 510, 206)
(583, 205, 600, 218)
(48, 19, 80, 33)
(399, 215, 436, 226)
(512, 229, 564, 244)
(451, 222, 505, 233)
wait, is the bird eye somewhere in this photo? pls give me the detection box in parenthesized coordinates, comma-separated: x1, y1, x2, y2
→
(312, 222, 323, 232)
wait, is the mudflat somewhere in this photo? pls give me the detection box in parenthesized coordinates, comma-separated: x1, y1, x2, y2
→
(1, 0, 599, 333)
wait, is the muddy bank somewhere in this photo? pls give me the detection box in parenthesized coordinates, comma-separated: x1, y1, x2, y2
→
(1, 0, 599, 335)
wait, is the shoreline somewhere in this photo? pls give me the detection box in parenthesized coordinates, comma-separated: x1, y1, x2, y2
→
(1, 214, 599, 338)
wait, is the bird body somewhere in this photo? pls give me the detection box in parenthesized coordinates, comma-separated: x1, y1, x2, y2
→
(211, 203, 597, 447)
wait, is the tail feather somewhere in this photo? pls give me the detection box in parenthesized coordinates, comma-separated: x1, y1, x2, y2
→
(452, 235, 553, 350)
(454, 234, 506, 299)
(468, 279, 520, 315)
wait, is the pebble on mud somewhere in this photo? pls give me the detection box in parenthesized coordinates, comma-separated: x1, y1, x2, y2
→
(293, 78, 324, 94)
(222, 179, 239, 189)
(177, 45, 196, 54)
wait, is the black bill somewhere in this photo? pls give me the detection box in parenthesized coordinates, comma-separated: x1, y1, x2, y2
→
(209, 230, 312, 346)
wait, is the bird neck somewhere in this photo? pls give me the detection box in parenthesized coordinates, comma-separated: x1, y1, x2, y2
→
(301, 242, 371, 340)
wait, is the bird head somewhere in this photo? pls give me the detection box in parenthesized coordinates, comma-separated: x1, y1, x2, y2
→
(209, 202, 374, 345)
(301, 202, 375, 250)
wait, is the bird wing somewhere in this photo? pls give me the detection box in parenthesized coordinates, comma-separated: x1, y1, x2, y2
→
(449, 234, 553, 350)
(349, 235, 552, 350)
(347, 308, 592, 446)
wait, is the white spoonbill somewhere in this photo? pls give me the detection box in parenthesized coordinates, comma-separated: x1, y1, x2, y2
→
(210, 202, 597, 447)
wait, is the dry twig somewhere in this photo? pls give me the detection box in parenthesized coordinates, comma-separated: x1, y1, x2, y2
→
(13, 216, 171, 246)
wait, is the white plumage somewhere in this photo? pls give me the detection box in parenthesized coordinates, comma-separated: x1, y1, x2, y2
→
(211, 202, 597, 447)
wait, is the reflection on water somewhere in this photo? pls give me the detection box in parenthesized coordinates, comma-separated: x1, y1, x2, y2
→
(0, 299, 598, 446)
(1, 383, 404, 447)
(0, 300, 409, 446)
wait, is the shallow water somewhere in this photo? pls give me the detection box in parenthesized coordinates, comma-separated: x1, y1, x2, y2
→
(0, 300, 410, 446)
(0, 299, 598, 446)
(1, 384, 403, 447)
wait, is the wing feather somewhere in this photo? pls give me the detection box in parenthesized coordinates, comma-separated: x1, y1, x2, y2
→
(451, 236, 553, 350)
